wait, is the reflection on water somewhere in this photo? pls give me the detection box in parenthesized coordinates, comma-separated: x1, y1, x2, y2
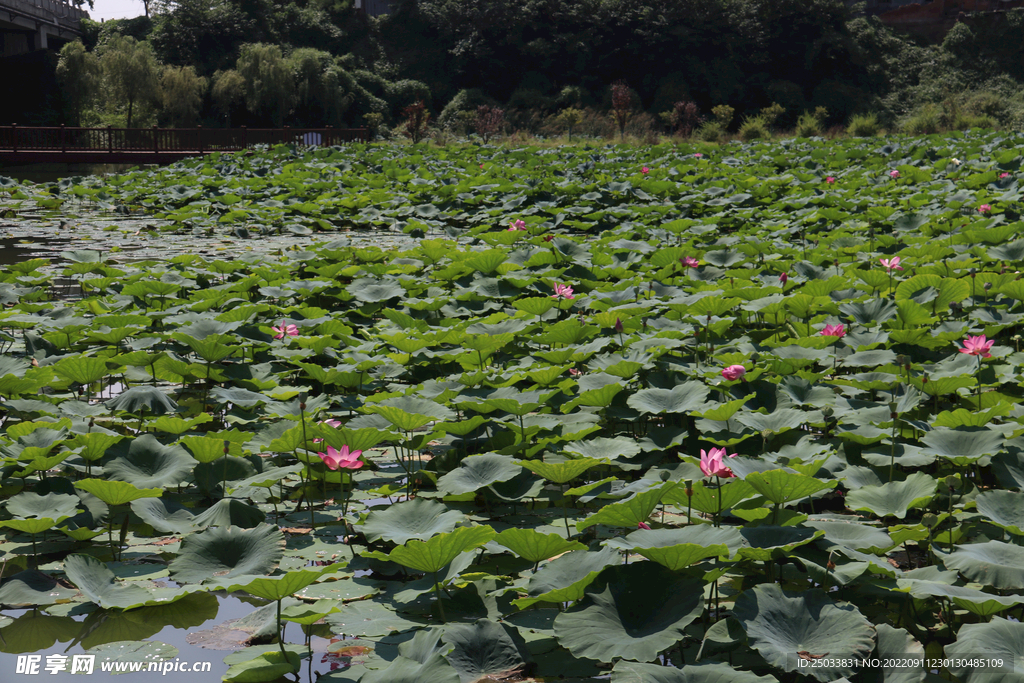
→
(0, 591, 341, 682)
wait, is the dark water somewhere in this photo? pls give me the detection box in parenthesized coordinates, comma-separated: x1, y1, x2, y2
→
(0, 163, 151, 185)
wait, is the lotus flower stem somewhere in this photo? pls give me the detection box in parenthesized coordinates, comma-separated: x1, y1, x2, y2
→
(276, 598, 287, 657)
(433, 571, 447, 623)
(715, 475, 722, 528)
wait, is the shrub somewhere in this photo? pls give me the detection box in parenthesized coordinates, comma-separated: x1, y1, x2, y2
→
(847, 113, 881, 137)
(952, 114, 998, 130)
(901, 104, 941, 135)
(738, 116, 770, 141)
(557, 107, 584, 141)
(364, 112, 384, 139)
(475, 105, 505, 142)
(668, 101, 702, 137)
(694, 120, 726, 142)
(759, 102, 785, 130)
(402, 100, 431, 144)
(610, 81, 634, 139)
(795, 111, 824, 137)
(711, 105, 735, 129)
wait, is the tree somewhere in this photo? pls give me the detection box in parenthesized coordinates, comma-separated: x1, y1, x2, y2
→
(610, 81, 633, 140)
(289, 48, 350, 126)
(56, 41, 101, 126)
(557, 107, 583, 142)
(402, 100, 430, 144)
(161, 65, 207, 126)
(474, 105, 504, 142)
(211, 70, 246, 126)
(236, 43, 293, 126)
(97, 35, 161, 128)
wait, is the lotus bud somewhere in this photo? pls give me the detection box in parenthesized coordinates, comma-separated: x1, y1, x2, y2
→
(984, 282, 992, 291)
(750, 352, 760, 364)
(821, 407, 834, 418)
(895, 354, 908, 366)
(685, 479, 693, 497)
(888, 401, 898, 420)
(970, 268, 977, 278)
(922, 374, 929, 384)
(659, 471, 671, 482)
(922, 513, 938, 529)
(223, 440, 230, 455)
(945, 474, 959, 490)
(614, 318, 624, 333)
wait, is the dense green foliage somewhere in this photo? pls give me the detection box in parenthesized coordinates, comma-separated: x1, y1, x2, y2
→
(29, 0, 1024, 134)
(3, 133, 1024, 680)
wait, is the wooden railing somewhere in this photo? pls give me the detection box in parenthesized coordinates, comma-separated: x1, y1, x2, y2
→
(0, 125, 369, 155)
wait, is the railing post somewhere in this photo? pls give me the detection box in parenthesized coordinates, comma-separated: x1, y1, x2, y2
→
(107, 125, 113, 153)
(12, 123, 17, 153)
(60, 124, 65, 153)
(197, 124, 203, 154)
(153, 124, 159, 154)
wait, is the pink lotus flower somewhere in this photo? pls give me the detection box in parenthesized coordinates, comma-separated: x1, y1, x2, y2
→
(637, 522, 651, 530)
(544, 234, 555, 242)
(681, 256, 700, 267)
(979, 204, 992, 215)
(960, 335, 994, 358)
(319, 445, 363, 470)
(700, 447, 736, 478)
(889, 170, 900, 179)
(779, 272, 788, 284)
(551, 283, 575, 300)
(1000, 172, 1010, 179)
(641, 166, 650, 176)
(721, 365, 746, 381)
(272, 320, 299, 339)
(614, 318, 624, 333)
(508, 219, 527, 231)
(821, 324, 846, 338)
(879, 256, 903, 271)
(694, 153, 703, 158)
(825, 176, 836, 184)
(568, 368, 582, 378)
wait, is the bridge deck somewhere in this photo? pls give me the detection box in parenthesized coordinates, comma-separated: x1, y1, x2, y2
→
(0, 125, 370, 165)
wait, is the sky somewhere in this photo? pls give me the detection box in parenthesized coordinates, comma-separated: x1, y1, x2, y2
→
(88, 0, 147, 22)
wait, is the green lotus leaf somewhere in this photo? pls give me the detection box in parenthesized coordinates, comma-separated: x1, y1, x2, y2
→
(363, 627, 459, 683)
(492, 528, 586, 564)
(64, 554, 199, 610)
(900, 579, 1024, 617)
(6, 491, 80, 520)
(514, 545, 621, 609)
(192, 498, 266, 529)
(663, 479, 757, 515)
(104, 433, 197, 488)
(921, 427, 1005, 463)
(74, 479, 162, 506)
(627, 381, 710, 415)
(577, 482, 677, 531)
(975, 490, 1024, 534)
(944, 617, 1024, 682)
(366, 525, 495, 574)
(845, 472, 936, 519)
(634, 543, 729, 571)
(52, 356, 112, 385)
(745, 469, 837, 506)
(172, 334, 237, 362)
(72, 432, 125, 462)
(517, 457, 604, 484)
(223, 650, 301, 683)
(437, 453, 523, 496)
(0, 517, 62, 534)
(169, 524, 285, 584)
(736, 526, 824, 561)
(562, 436, 640, 461)
(105, 386, 179, 416)
(803, 520, 894, 552)
(224, 567, 330, 601)
(361, 497, 464, 544)
(553, 562, 704, 663)
(130, 497, 197, 535)
(734, 584, 875, 681)
(0, 569, 79, 606)
(611, 661, 778, 683)
(441, 618, 528, 682)
(620, 525, 745, 554)
(0, 612, 81, 654)
(209, 386, 271, 408)
(940, 541, 1024, 590)
(348, 278, 405, 303)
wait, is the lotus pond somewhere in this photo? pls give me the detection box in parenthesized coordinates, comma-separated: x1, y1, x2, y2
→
(3, 132, 1024, 682)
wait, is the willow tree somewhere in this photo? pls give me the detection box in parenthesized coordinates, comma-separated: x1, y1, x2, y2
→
(236, 43, 293, 127)
(56, 41, 100, 126)
(161, 65, 208, 127)
(97, 35, 161, 128)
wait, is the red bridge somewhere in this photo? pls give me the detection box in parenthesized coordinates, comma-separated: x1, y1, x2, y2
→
(0, 125, 370, 165)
